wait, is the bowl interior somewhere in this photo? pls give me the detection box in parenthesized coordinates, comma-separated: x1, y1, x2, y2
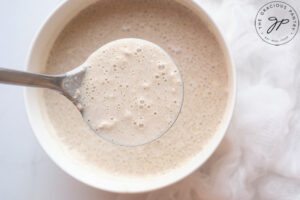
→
(25, 0, 235, 193)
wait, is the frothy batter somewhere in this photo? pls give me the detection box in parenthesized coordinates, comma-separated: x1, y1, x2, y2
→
(79, 38, 183, 146)
(42, 0, 230, 179)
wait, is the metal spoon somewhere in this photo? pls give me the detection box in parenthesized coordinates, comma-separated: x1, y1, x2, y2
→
(0, 39, 184, 147)
(0, 66, 86, 106)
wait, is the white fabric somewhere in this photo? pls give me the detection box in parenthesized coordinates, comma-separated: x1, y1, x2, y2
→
(114, 0, 300, 199)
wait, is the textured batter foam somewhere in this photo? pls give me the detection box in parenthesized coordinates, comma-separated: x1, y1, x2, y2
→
(43, 0, 229, 177)
(79, 38, 183, 146)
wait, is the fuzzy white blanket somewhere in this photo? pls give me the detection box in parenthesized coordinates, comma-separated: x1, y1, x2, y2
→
(114, 0, 300, 199)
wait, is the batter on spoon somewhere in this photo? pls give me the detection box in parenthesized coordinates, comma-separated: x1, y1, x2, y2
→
(79, 38, 183, 146)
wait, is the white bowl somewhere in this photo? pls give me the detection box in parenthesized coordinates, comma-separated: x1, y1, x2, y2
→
(25, 0, 236, 193)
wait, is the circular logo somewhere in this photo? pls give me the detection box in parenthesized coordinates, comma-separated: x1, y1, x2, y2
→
(255, 1, 299, 46)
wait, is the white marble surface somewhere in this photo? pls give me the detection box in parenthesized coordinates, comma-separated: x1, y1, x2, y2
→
(1, 0, 300, 200)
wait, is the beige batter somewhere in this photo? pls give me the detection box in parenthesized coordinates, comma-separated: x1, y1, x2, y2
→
(79, 38, 183, 146)
(43, 0, 229, 177)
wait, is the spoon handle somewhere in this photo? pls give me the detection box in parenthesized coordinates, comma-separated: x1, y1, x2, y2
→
(0, 67, 64, 91)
